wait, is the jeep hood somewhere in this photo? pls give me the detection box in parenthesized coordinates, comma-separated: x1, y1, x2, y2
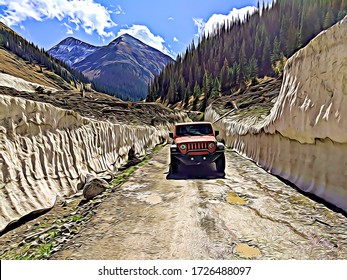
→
(174, 135, 216, 144)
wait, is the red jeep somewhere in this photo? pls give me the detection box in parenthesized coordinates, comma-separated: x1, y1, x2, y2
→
(169, 122, 225, 174)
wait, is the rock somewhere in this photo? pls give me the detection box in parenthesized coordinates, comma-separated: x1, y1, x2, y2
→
(234, 243, 261, 259)
(82, 178, 109, 200)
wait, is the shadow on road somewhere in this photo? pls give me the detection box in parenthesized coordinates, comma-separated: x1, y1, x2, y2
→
(166, 164, 225, 180)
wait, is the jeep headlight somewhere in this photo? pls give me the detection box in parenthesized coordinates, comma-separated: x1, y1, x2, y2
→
(209, 142, 215, 149)
(170, 144, 177, 152)
(217, 143, 225, 150)
(180, 144, 186, 150)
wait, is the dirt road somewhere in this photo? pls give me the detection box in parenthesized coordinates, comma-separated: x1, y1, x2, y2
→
(49, 146, 347, 260)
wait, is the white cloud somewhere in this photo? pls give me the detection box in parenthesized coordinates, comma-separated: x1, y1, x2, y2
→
(168, 17, 174, 21)
(69, 17, 81, 31)
(193, 17, 205, 36)
(63, 22, 73, 35)
(117, 24, 174, 57)
(115, 5, 125, 15)
(0, 0, 116, 37)
(194, 6, 258, 36)
(173, 37, 179, 42)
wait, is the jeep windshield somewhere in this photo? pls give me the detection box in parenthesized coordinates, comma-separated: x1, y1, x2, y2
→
(176, 124, 213, 136)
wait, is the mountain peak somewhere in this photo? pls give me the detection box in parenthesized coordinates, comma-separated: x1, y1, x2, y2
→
(55, 37, 96, 48)
(119, 33, 135, 39)
(62, 36, 79, 42)
(108, 33, 142, 46)
(48, 37, 100, 66)
(107, 34, 172, 60)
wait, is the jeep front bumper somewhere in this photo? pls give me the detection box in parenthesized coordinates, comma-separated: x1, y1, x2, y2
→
(170, 151, 224, 166)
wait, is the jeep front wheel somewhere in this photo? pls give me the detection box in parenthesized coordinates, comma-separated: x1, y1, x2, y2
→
(170, 157, 179, 174)
(215, 154, 225, 173)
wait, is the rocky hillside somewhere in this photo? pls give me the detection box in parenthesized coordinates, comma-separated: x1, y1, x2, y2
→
(205, 17, 347, 212)
(49, 34, 174, 101)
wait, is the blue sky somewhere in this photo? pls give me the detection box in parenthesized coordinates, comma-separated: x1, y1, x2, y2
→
(0, 0, 272, 58)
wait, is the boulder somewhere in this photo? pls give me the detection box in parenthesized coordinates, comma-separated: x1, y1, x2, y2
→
(82, 178, 109, 200)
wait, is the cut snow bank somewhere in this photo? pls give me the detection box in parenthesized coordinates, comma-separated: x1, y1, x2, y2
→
(0, 72, 58, 93)
(206, 17, 347, 211)
(0, 93, 187, 232)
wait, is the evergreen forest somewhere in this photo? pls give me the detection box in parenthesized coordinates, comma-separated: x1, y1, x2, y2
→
(147, 0, 347, 110)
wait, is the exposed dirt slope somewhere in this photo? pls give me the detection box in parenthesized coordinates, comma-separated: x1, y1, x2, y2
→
(0, 85, 183, 126)
(209, 77, 282, 124)
(0, 48, 75, 90)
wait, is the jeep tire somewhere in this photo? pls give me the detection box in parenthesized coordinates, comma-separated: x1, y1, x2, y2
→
(215, 154, 225, 173)
(170, 157, 179, 174)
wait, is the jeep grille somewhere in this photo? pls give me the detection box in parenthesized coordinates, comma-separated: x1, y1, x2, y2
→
(187, 142, 209, 151)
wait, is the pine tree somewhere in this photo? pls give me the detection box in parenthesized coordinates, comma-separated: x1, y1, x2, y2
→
(271, 36, 281, 65)
(192, 82, 201, 110)
(261, 37, 271, 74)
(220, 59, 229, 91)
(247, 57, 258, 83)
(211, 78, 221, 97)
(167, 80, 176, 103)
(239, 40, 247, 81)
(340, 0, 347, 11)
(323, 10, 335, 29)
(337, 7, 347, 20)
(231, 62, 240, 85)
(193, 82, 201, 97)
(202, 71, 212, 98)
(184, 82, 191, 106)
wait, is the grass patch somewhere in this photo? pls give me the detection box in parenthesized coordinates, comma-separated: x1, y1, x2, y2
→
(39, 242, 55, 256)
(110, 144, 163, 186)
(70, 215, 83, 223)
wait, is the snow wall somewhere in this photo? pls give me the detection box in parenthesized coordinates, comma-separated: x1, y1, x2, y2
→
(206, 17, 347, 212)
(0, 93, 187, 232)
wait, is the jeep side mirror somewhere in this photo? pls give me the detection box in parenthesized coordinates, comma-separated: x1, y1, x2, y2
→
(215, 130, 219, 136)
(169, 132, 174, 138)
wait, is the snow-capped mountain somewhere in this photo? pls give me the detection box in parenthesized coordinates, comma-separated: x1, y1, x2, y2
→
(48, 37, 100, 66)
(48, 34, 174, 100)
